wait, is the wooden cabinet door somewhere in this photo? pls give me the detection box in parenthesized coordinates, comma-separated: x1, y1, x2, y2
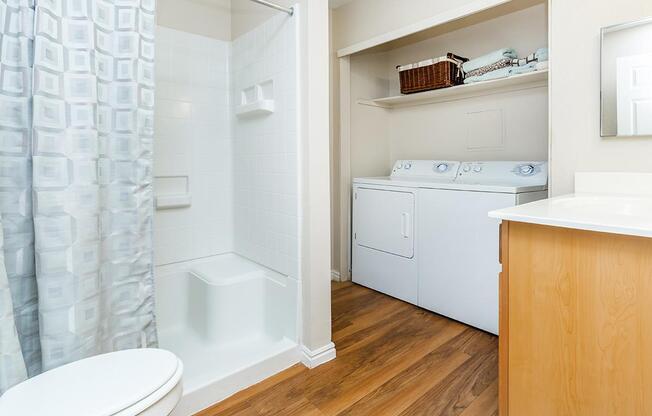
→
(499, 221, 509, 416)
(505, 221, 652, 416)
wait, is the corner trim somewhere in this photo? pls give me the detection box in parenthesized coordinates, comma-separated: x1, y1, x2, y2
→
(331, 270, 341, 281)
(300, 342, 336, 369)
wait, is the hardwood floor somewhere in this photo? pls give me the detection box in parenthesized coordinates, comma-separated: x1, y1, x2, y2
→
(196, 282, 498, 416)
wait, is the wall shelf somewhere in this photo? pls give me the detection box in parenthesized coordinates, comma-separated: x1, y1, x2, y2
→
(358, 69, 548, 109)
(236, 80, 275, 117)
(235, 100, 275, 117)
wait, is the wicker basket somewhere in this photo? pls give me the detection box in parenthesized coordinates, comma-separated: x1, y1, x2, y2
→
(397, 53, 468, 94)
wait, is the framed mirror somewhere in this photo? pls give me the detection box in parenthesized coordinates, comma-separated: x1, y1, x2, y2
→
(601, 17, 652, 137)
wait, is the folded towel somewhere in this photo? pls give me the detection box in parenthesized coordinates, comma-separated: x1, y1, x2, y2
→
(535, 47, 548, 62)
(464, 62, 537, 84)
(462, 48, 517, 73)
(465, 58, 512, 78)
(505, 47, 549, 68)
(512, 62, 537, 75)
(535, 60, 549, 71)
(464, 66, 512, 83)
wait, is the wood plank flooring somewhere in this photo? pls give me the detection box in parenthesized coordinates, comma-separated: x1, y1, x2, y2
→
(196, 282, 498, 416)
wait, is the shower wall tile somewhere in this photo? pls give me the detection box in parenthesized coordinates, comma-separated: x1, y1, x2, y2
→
(232, 13, 299, 279)
(154, 26, 233, 266)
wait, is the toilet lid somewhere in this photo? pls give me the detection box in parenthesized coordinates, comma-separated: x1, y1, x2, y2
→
(0, 348, 181, 416)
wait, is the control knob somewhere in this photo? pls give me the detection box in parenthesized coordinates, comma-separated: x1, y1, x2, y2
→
(518, 164, 535, 175)
(435, 163, 448, 172)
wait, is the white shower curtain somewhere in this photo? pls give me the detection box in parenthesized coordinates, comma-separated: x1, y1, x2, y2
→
(0, 0, 158, 394)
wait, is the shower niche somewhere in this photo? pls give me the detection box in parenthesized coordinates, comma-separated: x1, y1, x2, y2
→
(236, 80, 275, 117)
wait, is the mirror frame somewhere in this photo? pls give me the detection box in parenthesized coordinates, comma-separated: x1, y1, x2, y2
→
(600, 16, 652, 137)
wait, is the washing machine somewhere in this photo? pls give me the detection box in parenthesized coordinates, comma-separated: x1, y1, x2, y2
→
(352, 160, 461, 304)
(352, 160, 548, 335)
(417, 161, 548, 334)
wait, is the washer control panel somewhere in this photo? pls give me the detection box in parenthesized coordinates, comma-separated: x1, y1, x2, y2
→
(388, 160, 548, 187)
(457, 161, 548, 186)
(392, 160, 461, 179)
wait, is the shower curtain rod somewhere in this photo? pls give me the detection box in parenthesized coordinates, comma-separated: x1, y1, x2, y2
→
(250, 0, 294, 15)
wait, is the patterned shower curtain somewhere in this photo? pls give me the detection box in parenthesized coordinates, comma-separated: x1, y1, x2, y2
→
(0, 0, 158, 394)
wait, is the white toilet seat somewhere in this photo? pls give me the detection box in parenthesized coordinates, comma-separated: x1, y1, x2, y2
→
(115, 357, 184, 416)
(0, 348, 183, 416)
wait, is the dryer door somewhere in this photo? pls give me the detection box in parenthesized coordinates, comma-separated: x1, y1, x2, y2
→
(354, 187, 414, 258)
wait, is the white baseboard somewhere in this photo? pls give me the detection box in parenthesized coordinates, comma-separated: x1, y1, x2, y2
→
(331, 270, 341, 281)
(300, 342, 336, 369)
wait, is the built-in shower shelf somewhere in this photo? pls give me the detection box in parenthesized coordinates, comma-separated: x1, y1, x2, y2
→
(237, 80, 275, 117)
(235, 99, 275, 117)
(155, 194, 192, 210)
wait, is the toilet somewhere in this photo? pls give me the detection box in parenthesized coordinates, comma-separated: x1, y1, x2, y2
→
(0, 348, 183, 416)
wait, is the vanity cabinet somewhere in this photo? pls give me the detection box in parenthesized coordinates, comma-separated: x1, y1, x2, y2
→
(499, 220, 652, 416)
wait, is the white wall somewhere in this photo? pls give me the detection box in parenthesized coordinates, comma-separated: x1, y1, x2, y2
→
(232, 12, 300, 279)
(157, 0, 231, 41)
(154, 27, 232, 265)
(156, 0, 333, 362)
(299, 0, 333, 354)
(549, 0, 652, 195)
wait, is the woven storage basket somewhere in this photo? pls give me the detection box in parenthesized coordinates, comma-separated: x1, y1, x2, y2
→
(397, 53, 468, 94)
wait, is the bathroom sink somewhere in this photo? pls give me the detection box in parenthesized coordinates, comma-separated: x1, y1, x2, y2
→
(490, 193, 652, 238)
(548, 195, 652, 222)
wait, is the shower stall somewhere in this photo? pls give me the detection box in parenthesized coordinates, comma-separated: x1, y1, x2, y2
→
(153, 1, 301, 414)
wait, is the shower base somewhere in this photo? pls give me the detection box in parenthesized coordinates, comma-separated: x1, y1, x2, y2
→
(155, 254, 300, 416)
(161, 328, 298, 416)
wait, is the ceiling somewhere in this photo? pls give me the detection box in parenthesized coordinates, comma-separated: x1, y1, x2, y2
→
(198, 0, 355, 10)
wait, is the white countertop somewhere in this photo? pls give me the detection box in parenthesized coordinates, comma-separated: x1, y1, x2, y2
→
(489, 193, 652, 238)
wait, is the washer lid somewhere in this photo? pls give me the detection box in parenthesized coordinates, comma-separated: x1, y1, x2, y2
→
(0, 348, 181, 416)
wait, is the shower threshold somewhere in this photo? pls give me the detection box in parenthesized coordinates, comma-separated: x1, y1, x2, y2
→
(160, 327, 298, 415)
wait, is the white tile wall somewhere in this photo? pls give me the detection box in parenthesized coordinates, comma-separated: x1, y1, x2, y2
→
(154, 13, 299, 276)
(231, 13, 299, 279)
(154, 27, 233, 265)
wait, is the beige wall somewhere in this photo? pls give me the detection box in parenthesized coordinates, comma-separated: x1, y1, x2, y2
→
(332, 0, 484, 51)
(331, 0, 481, 276)
(157, 0, 231, 40)
(386, 4, 547, 165)
(330, 0, 549, 277)
(157, 0, 298, 41)
(329, 8, 341, 280)
(330, 0, 526, 276)
(549, 0, 652, 195)
(231, 0, 295, 38)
